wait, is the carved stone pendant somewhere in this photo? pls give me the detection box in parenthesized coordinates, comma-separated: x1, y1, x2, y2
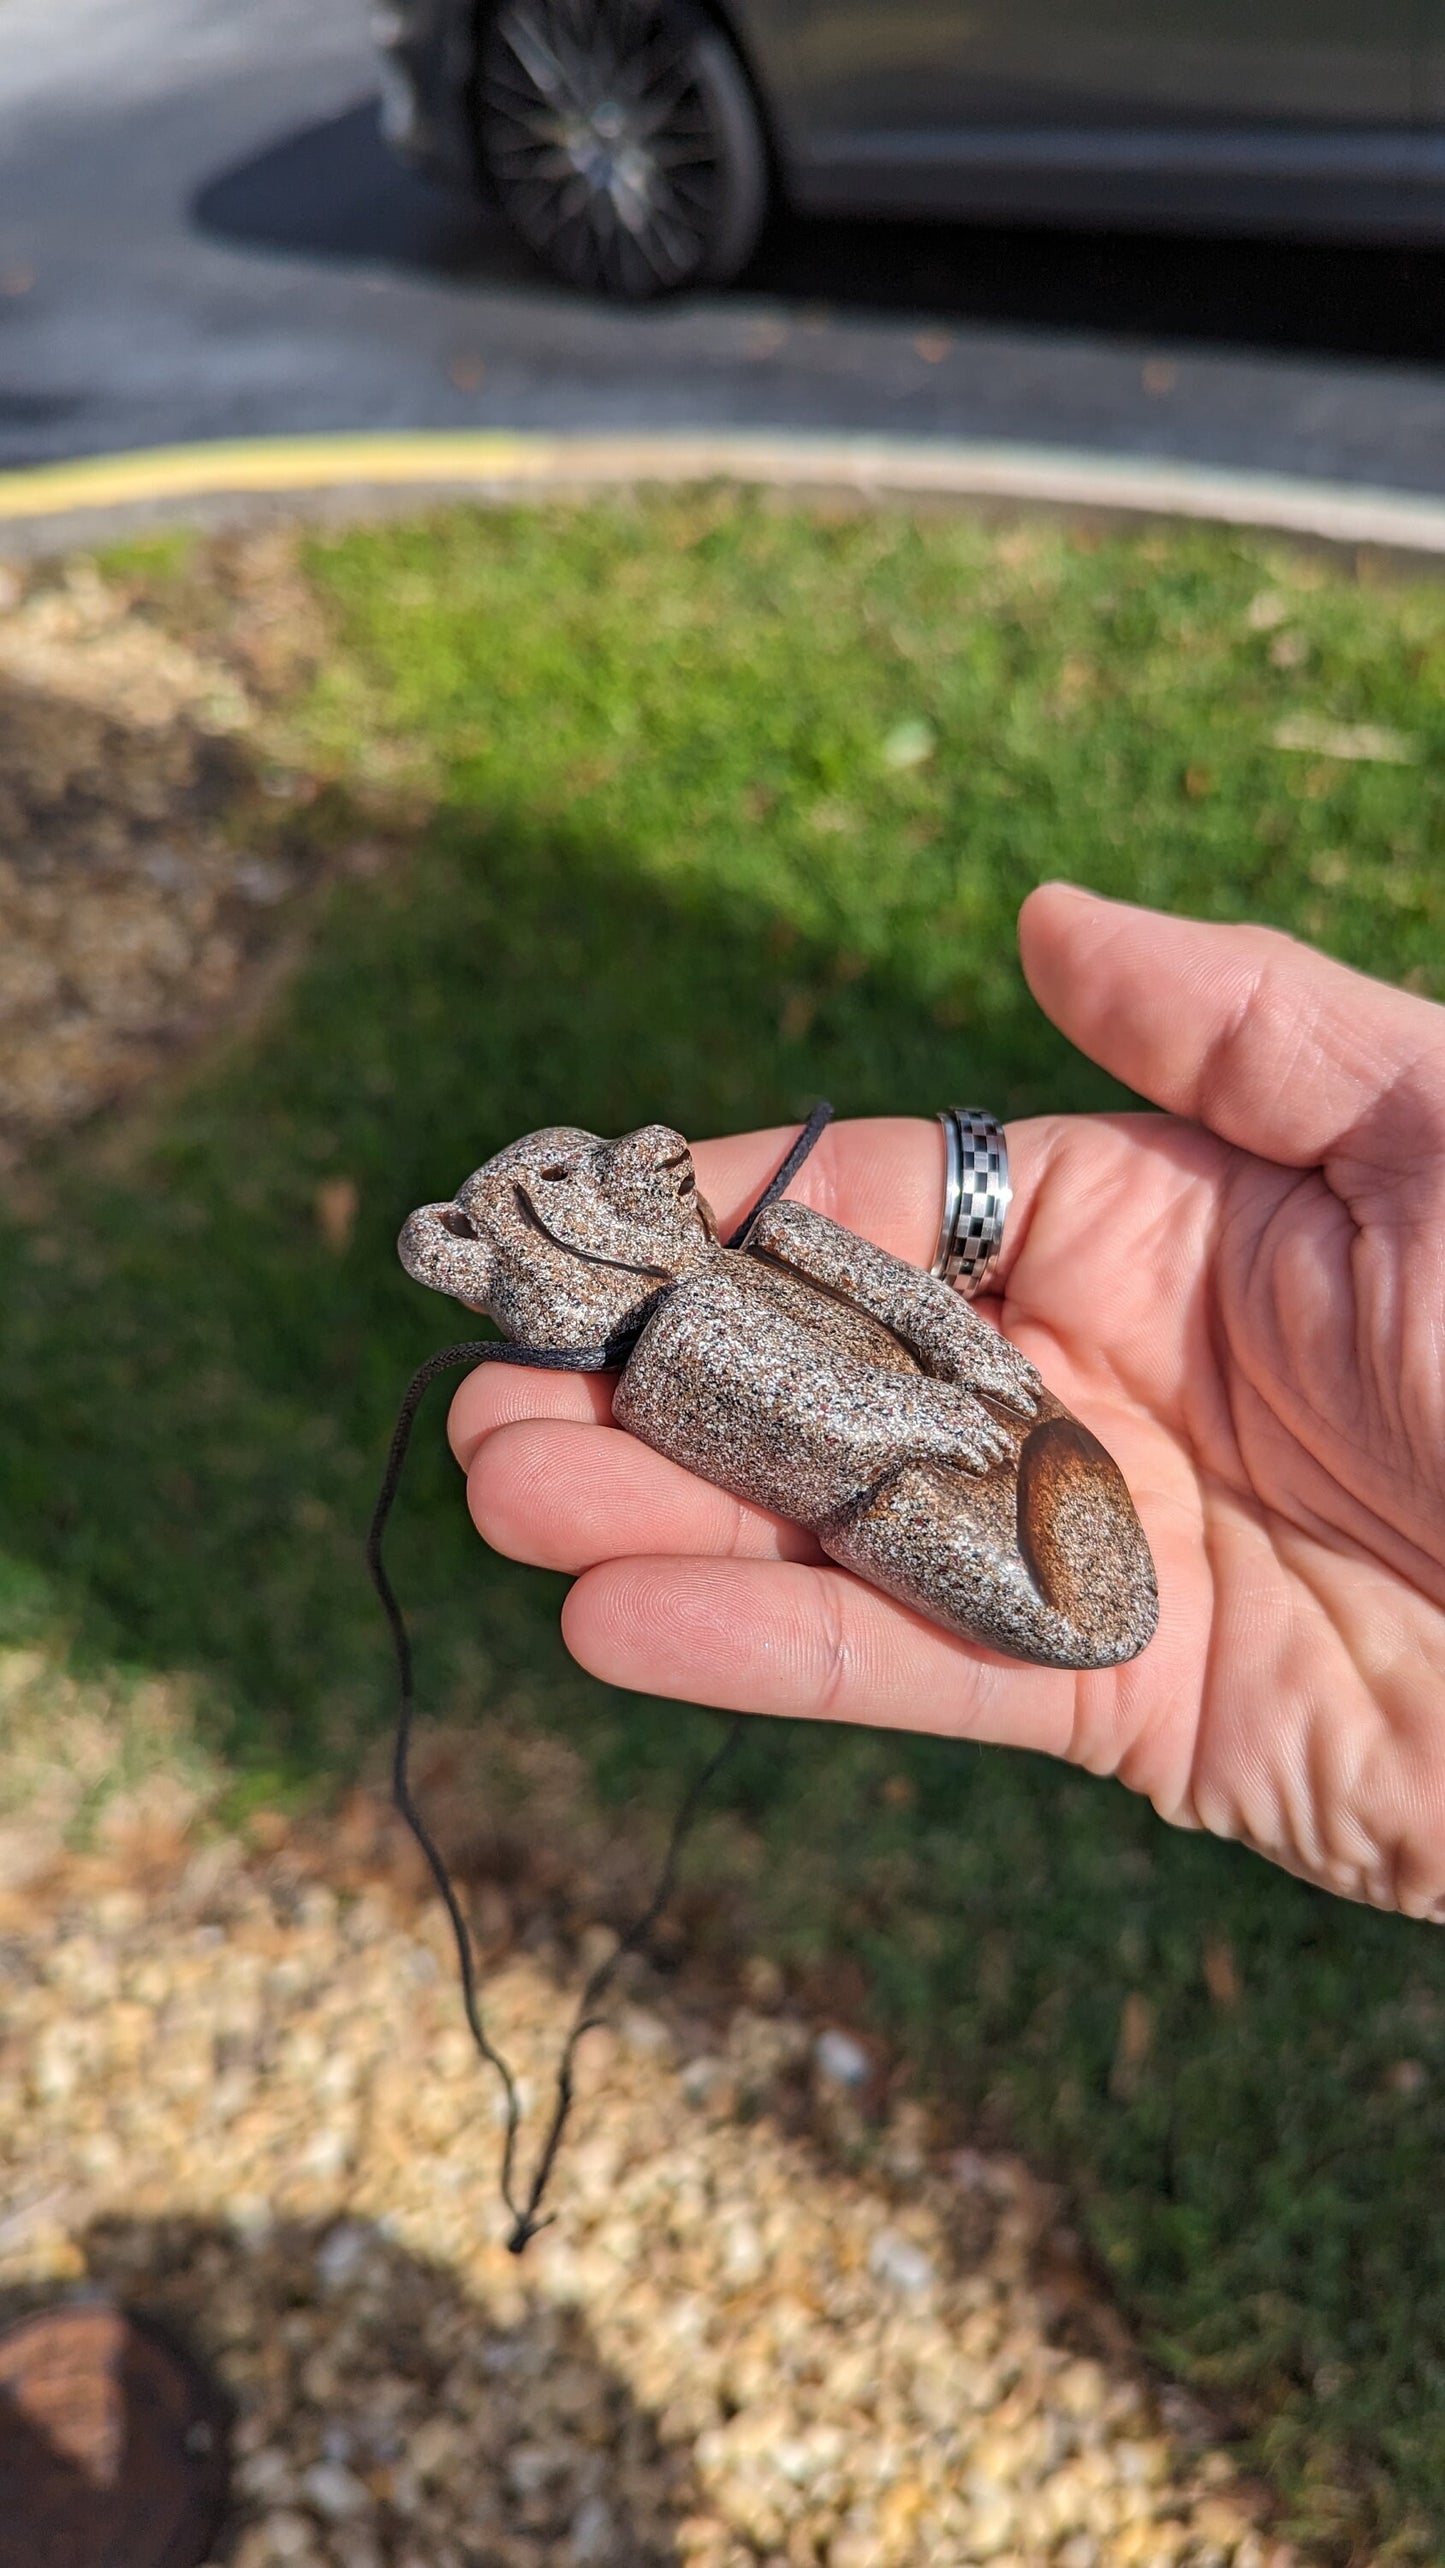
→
(400, 1124, 1158, 1671)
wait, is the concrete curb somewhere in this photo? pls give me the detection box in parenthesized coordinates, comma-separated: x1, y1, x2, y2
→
(5, 430, 1445, 554)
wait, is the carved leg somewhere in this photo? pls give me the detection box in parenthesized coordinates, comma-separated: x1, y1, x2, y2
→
(818, 1417, 1157, 1671)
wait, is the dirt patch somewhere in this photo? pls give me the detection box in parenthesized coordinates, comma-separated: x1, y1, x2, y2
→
(0, 543, 341, 1169)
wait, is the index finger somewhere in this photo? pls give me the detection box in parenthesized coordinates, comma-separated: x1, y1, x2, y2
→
(448, 1359, 615, 1471)
(692, 1115, 945, 1264)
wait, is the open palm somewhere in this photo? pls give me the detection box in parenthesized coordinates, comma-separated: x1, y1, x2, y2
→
(451, 887, 1445, 1916)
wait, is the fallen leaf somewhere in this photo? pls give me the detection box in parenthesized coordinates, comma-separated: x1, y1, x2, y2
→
(882, 717, 935, 770)
(315, 1176, 360, 1252)
(745, 318, 787, 358)
(1202, 1937, 1240, 2007)
(1272, 715, 1418, 764)
(1054, 654, 1095, 709)
(1110, 1992, 1153, 2098)
(1307, 848, 1350, 888)
(1247, 590, 1291, 631)
(342, 840, 390, 880)
(742, 1952, 785, 2008)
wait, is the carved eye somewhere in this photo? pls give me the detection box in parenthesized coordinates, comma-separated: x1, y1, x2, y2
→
(538, 1166, 569, 1182)
(440, 1205, 478, 1239)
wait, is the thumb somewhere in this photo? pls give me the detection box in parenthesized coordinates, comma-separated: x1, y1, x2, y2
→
(1018, 882, 1445, 1176)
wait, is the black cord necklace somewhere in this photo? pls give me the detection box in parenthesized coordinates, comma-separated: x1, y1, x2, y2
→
(367, 1104, 833, 2251)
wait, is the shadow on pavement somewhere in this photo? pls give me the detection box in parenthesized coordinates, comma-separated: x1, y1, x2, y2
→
(193, 94, 1445, 366)
(192, 97, 509, 279)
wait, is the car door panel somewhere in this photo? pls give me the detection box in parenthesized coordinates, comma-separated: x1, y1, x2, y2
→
(1421, 0, 1445, 119)
(786, 0, 1415, 140)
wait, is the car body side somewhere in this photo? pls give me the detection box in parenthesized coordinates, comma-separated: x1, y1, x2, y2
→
(374, 0, 1445, 244)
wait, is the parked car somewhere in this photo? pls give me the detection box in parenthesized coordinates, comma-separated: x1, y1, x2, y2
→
(373, 0, 1445, 299)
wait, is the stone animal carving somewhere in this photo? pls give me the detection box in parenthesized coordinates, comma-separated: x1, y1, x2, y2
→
(399, 1124, 1158, 1670)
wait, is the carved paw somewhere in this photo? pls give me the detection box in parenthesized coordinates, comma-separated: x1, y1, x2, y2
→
(939, 1388, 1016, 1473)
(924, 1291, 1040, 1416)
(962, 1324, 1042, 1417)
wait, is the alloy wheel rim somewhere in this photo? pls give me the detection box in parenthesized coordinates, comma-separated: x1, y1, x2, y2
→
(483, 0, 726, 295)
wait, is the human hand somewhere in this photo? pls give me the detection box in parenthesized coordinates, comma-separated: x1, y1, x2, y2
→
(450, 887, 1445, 1916)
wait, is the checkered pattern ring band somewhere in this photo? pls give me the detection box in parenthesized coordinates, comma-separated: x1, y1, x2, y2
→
(932, 1108, 1011, 1297)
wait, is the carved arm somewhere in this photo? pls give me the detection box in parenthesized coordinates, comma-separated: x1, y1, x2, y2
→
(746, 1198, 1042, 1417)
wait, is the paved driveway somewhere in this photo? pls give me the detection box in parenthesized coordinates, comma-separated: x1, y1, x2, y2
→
(3, 0, 1445, 487)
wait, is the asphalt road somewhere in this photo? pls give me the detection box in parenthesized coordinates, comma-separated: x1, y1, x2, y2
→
(4, 0, 1445, 488)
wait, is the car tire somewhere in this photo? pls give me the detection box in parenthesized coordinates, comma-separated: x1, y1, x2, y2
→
(476, 0, 769, 299)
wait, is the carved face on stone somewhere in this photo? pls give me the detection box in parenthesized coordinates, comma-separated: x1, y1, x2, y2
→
(399, 1124, 718, 1351)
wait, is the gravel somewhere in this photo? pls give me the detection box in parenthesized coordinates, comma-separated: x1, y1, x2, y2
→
(0, 1775, 1294, 2568)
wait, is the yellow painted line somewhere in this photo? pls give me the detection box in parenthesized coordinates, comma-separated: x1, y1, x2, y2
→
(0, 434, 552, 516)
(5, 430, 1445, 553)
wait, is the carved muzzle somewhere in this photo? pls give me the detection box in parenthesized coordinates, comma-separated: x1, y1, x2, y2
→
(397, 1204, 495, 1310)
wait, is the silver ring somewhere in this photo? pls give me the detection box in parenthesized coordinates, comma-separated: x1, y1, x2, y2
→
(932, 1109, 1010, 1297)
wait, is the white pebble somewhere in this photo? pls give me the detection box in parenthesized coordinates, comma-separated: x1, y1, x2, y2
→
(235, 2448, 296, 2504)
(236, 2514, 316, 2565)
(300, 2125, 351, 2181)
(315, 2221, 375, 2290)
(507, 2443, 557, 2499)
(570, 2495, 617, 2562)
(813, 2028, 870, 2089)
(332, 2534, 383, 2568)
(302, 2459, 371, 2521)
(680, 2053, 730, 2106)
(868, 2227, 936, 2295)
(722, 2217, 766, 2285)
(620, 2005, 675, 2059)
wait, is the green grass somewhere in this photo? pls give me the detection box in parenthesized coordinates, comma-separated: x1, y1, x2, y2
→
(5, 494, 1445, 2555)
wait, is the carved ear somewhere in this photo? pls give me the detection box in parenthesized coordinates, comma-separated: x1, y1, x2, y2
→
(396, 1204, 496, 1311)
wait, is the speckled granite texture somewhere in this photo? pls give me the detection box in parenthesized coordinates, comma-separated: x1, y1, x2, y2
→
(399, 1126, 1157, 1670)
